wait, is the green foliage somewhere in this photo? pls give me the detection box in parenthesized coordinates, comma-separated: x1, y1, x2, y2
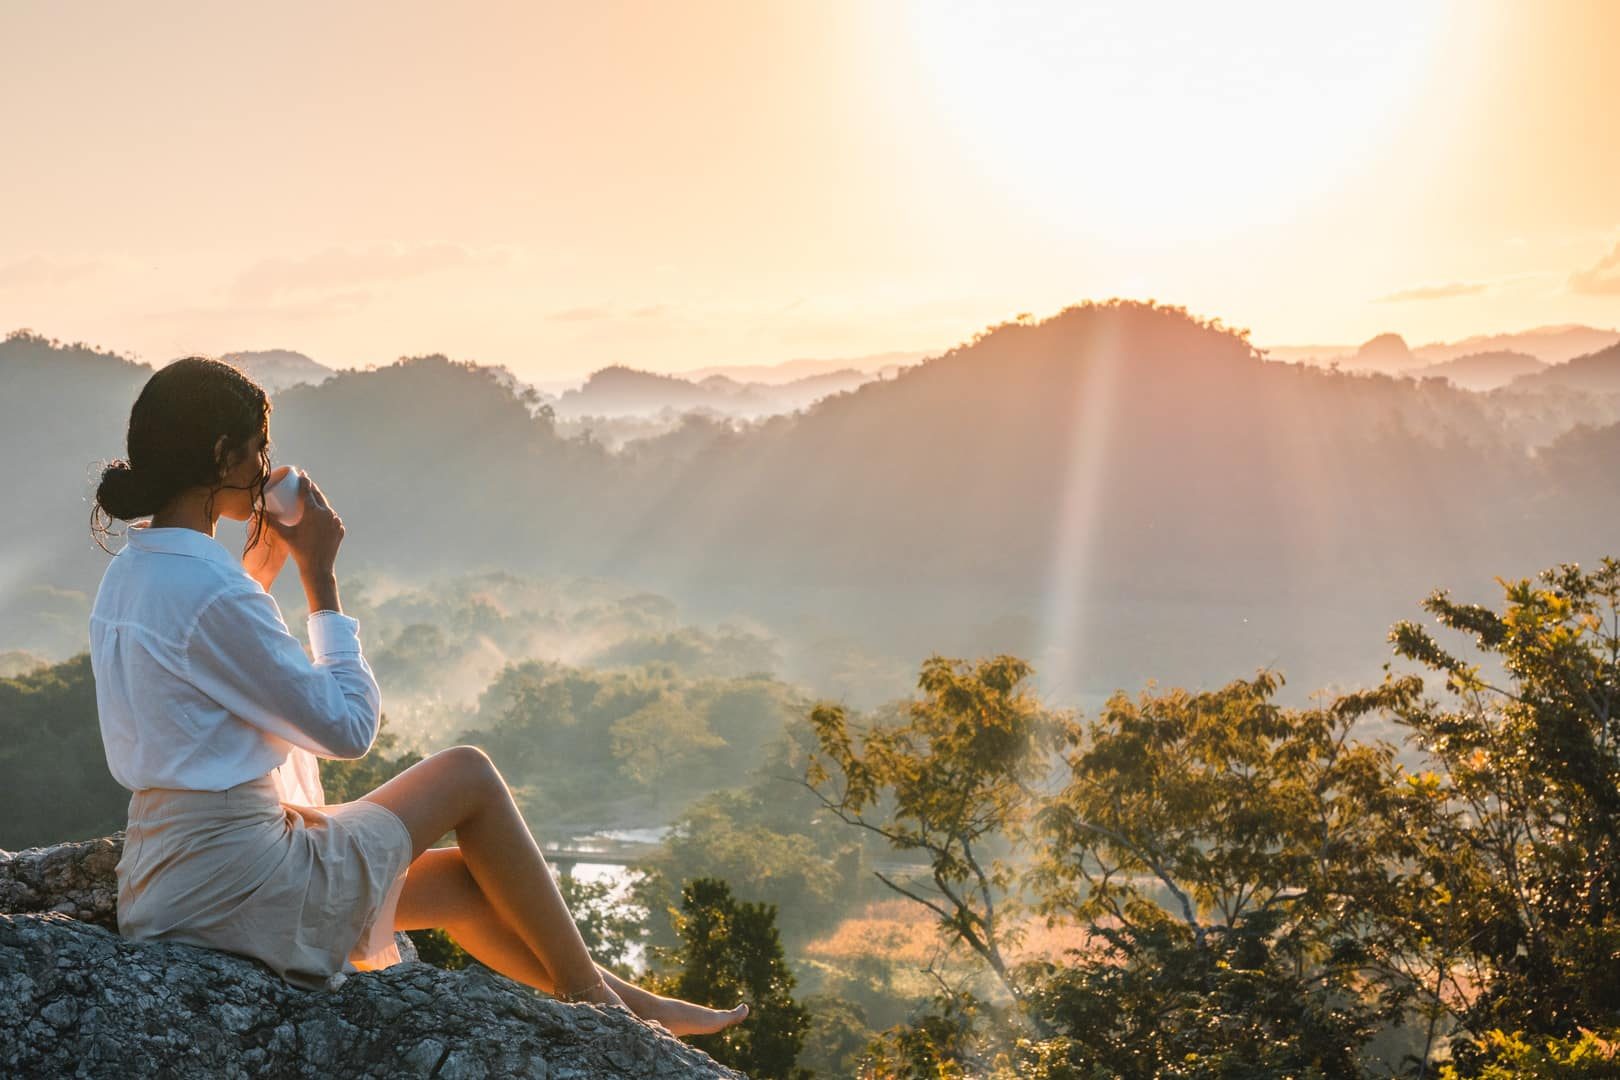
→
(1437, 1028, 1620, 1079)
(1389, 558, 1620, 1068)
(1020, 672, 1426, 1076)
(806, 655, 1065, 1004)
(801, 559, 1620, 1077)
(653, 877, 811, 1080)
(797, 993, 876, 1080)
(632, 708, 873, 1004)
(858, 992, 983, 1079)
(610, 693, 725, 786)
(461, 660, 805, 826)
(0, 653, 128, 850)
(558, 871, 642, 976)
(405, 926, 475, 971)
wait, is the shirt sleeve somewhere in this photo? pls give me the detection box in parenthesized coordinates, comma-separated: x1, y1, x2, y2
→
(183, 583, 383, 760)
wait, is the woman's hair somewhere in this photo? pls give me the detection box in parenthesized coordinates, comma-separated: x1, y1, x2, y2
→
(91, 356, 275, 556)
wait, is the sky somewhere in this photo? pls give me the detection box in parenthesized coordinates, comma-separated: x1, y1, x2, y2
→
(2, 0, 1617, 380)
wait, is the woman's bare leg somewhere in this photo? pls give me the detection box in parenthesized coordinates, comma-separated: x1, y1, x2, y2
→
(393, 845, 748, 1035)
(394, 847, 560, 989)
(366, 744, 745, 1029)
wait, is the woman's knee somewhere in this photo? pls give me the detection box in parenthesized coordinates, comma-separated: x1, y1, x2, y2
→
(435, 744, 504, 797)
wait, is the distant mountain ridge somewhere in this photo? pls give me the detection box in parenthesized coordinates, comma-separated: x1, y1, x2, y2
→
(1414, 350, 1546, 391)
(1265, 324, 1620, 373)
(1506, 342, 1620, 393)
(211, 350, 335, 393)
(676, 349, 931, 385)
(555, 363, 875, 419)
(7, 306, 1620, 699)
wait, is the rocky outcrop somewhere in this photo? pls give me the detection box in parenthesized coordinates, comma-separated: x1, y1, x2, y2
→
(0, 833, 746, 1078)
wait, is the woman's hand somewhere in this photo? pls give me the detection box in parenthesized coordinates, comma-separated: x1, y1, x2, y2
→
(262, 473, 346, 581)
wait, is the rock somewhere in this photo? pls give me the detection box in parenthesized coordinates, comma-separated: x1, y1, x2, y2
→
(0, 834, 747, 1078)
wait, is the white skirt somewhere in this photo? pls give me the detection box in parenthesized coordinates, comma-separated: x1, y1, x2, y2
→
(115, 769, 415, 991)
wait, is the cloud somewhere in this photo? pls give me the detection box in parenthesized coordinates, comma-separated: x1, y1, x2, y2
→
(1374, 280, 1489, 303)
(0, 255, 100, 289)
(231, 243, 515, 302)
(144, 290, 375, 326)
(1569, 242, 1620, 295)
(546, 304, 671, 322)
(546, 306, 613, 322)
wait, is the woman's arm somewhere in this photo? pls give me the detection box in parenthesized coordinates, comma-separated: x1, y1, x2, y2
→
(242, 530, 291, 593)
(185, 581, 381, 760)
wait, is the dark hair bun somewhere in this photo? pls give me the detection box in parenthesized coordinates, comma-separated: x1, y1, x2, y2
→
(96, 460, 159, 522)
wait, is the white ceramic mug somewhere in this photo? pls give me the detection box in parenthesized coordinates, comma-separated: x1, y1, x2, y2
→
(262, 465, 306, 526)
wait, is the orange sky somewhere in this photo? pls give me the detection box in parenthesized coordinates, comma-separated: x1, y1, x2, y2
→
(2, 0, 1616, 379)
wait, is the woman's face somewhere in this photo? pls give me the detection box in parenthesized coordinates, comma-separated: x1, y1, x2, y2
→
(214, 428, 272, 522)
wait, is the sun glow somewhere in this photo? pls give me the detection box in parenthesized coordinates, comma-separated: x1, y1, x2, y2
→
(900, 0, 1448, 243)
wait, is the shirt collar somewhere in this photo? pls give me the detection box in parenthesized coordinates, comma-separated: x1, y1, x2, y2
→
(123, 521, 243, 571)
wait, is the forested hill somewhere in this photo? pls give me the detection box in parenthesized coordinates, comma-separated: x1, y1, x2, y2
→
(6, 303, 1619, 698)
(1507, 340, 1620, 393)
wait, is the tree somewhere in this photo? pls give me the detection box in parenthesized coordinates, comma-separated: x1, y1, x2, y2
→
(805, 657, 1441, 1077)
(1389, 558, 1620, 1072)
(610, 694, 725, 786)
(1025, 672, 1429, 1078)
(653, 877, 811, 1080)
(558, 872, 641, 976)
(804, 655, 1065, 1011)
(0, 653, 127, 849)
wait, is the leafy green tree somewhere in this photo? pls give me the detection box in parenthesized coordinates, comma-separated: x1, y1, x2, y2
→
(610, 694, 724, 786)
(0, 653, 126, 849)
(558, 872, 642, 976)
(804, 655, 1065, 1008)
(1020, 671, 1430, 1077)
(806, 655, 1443, 1077)
(462, 659, 804, 825)
(1436, 1028, 1620, 1079)
(407, 926, 475, 971)
(1389, 558, 1620, 1071)
(797, 993, 876, 1079)
(653, 877, 811, 1080)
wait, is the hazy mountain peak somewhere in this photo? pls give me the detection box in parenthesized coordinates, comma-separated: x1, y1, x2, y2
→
(1353, 333, 1416, 369)
(214, 349, 335, 394)
(1413, 350, 1546, 391)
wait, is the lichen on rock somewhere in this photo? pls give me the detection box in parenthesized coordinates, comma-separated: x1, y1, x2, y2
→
(0, 832, 747, 1078)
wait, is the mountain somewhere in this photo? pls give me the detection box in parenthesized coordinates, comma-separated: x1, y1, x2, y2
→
(213, 350, 335, 393)
(483, 363, 557, 415)
(676, 349, 931, 384)
(1345, 332, 1423, 373)
(1414, 324, 1620, 366)
(1413, 350, 1546, 391)
(1265, 333, 1424, 374)
(1265, 324, 1620, 372)
(9, 304, 1620, 703)
(556, 364, 873, 419)
(557, 365, 730, 418)
(1507, 342, 1620, 393)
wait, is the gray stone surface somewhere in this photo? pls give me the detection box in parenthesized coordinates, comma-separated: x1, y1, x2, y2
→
(1, 833, 747, 1078)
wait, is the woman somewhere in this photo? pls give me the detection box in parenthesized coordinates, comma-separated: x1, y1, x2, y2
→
(88, 356, 747, 1037)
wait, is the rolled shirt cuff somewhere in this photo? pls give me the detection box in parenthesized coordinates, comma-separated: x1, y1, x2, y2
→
(307, 610, 363, 659)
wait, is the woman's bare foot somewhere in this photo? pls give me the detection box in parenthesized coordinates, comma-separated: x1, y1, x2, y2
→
(587, 967, 749, 1036)
(635, 995, 749, 1037)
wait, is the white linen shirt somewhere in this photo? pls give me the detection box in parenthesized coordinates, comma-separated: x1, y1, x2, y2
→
(89, 521, 382, 807)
